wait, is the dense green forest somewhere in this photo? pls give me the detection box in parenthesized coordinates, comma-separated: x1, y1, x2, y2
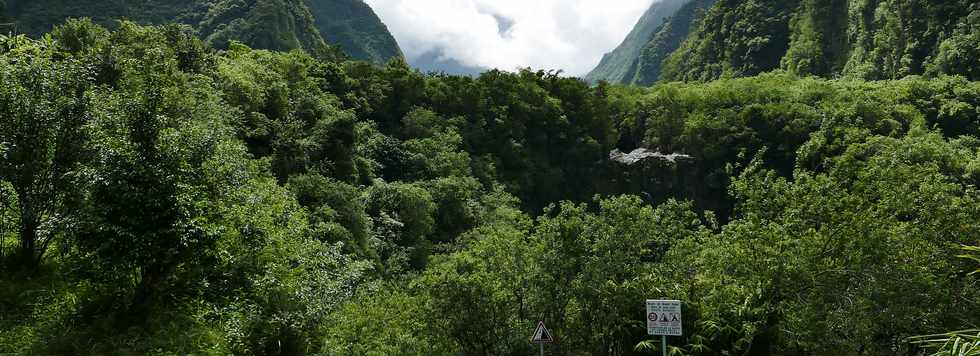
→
(590, 0, 980, 84)
(1, 10, 979, 356)
(629, 0, 716, 86)
(0, 0, 402, 64)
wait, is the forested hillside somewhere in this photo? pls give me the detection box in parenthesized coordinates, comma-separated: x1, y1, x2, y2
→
(593, 0, 980, 84)
(0, 0, 402, 63)
(630, 0, 715, 85)
(584, 0, 688, 84)
(0, 19, 978, 355)
(1, 0, 199, 36)
(304, 0, 402, 64)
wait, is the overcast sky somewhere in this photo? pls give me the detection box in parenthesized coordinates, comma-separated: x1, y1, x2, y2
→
(364, 0, 657, 76)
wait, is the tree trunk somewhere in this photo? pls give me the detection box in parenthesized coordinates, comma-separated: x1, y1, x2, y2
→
(17, 213, 38, 271)
(134, 263, 162, 311)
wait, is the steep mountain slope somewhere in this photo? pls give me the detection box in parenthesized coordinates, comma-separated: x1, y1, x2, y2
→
(630, 0, 716, 85)
(584, 0, 689, 84)
(304, 0, 402, 64)
(1, 0, 403, 62)
(4, 0, 325, 51)
(660, 0, 801, 82)
(663, 0, 980, 82)
(194, 0, 327, 52)
(602, 0, 980, 85)
(7, 0, 199, 36)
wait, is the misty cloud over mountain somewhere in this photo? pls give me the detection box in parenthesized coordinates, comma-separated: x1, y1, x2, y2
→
(366, 0, 656, 76)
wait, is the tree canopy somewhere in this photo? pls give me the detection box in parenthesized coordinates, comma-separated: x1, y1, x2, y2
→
(0, 18, 977, 355)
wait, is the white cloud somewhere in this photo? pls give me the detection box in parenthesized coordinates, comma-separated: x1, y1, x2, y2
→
(364, 0, 656, 76)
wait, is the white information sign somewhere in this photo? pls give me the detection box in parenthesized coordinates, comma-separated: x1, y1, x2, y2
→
(646, 299, 682, 336)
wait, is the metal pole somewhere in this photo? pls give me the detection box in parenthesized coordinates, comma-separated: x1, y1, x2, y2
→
(539, 342, 544, 356)
(661, 335, 667, 356)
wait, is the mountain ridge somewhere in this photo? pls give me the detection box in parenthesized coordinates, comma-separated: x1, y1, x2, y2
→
(584, 0, 688, 84)
(304, 0, 402, 64)
(0, 0, 403, 63)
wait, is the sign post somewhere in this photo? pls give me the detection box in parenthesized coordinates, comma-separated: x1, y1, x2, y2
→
(646, 300, 682, 356)
(530, 320, 554, 356)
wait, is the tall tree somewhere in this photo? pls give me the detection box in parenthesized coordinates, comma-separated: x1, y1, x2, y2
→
(0, 53, 90, 270)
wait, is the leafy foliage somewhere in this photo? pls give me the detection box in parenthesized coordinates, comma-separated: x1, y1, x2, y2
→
(908, 330, 980, 356)
(0, 17, 978, 356)
(0, 37, 91, 270)
(661, 0, 801, 81)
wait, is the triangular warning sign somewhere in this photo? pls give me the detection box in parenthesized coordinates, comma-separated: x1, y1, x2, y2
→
(661, 313, 669, 322)
(530, 321, 554, 343)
